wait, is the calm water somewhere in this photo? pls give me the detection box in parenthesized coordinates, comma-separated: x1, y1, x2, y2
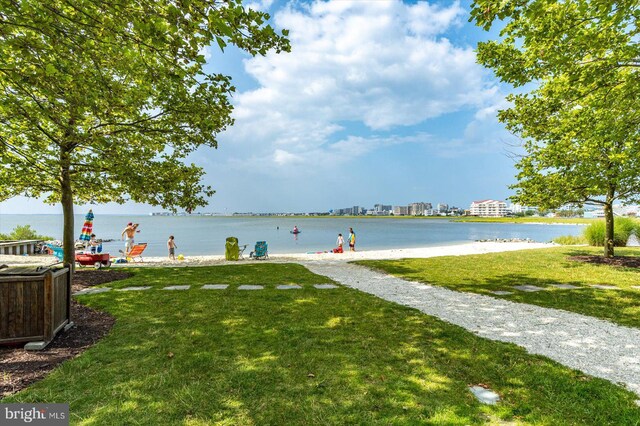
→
(0, 214, 583, 257)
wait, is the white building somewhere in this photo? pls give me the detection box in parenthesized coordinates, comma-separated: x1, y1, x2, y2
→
(409, 202, 432, 216)
(470, 200, 508, 217)
(393, 206, 409, 216)
(436, 203, 448, 214)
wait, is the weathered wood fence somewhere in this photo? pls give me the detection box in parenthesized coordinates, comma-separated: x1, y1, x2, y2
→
(0, 240, 42, 255)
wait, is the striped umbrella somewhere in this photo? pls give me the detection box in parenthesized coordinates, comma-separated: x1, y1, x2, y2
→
(79, 209, 94, 242)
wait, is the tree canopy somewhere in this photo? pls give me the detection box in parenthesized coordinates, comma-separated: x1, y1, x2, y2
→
(0, 0, 289, 263)
(470, 0, 640, 256)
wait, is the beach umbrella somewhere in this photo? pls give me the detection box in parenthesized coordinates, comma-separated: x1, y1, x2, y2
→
(79, 209, 94, 242)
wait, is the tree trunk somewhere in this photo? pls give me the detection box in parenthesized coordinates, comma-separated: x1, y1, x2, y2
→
(60, 149, 75, 268)
(603, 202, 614, 258)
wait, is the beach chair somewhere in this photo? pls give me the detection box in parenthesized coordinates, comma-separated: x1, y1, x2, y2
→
(125, 243, 147, 262)
(46, 244, 64, 261)
(225, 237, 240, 261)
(249, 241, 268, 260)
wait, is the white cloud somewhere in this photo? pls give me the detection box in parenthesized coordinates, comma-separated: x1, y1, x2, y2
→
(219, 0, 501, 170)
(245, 0, 274, 12)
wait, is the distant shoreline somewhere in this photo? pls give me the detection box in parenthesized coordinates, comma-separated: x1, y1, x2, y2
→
(0, 212, 594, 225)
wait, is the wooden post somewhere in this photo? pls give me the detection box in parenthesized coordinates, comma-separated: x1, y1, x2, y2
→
(43, 270, 53, 342)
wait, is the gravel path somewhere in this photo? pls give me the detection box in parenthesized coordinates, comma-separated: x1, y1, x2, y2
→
(302, 260, 640, 397)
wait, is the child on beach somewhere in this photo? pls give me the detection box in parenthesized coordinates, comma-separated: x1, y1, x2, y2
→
(334, 233, 344, 253)
(167, 235, 177, 260)
(333, 234, 344, 253)
(89, 234, 101, 254)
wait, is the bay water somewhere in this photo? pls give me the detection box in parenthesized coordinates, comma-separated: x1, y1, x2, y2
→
(0, 214, 583, 257)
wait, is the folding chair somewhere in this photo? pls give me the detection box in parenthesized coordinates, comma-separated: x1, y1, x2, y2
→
(124, 243, 148, 262)
(249, 241, 268, 260)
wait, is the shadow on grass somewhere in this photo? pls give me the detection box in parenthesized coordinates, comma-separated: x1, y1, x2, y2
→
(9, 281, 640, 425)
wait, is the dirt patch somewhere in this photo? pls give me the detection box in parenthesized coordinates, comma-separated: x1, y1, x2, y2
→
(0, 270, 128, 399)
(72, 269, 132, 292)
(569, 255, 640, 268)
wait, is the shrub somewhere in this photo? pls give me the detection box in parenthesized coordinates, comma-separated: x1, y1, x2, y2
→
(583, 217, 639, 247)
(553, 235, 587, 245)
(0, 225, 53, 241)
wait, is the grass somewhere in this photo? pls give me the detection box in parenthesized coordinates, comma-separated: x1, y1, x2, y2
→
(450, 217, 594, 224)
(358, 246, 640, 329)
(2, 263, 639, 424)
(552, 234, 588, 245)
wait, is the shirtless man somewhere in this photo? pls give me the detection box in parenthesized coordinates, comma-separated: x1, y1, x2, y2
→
(121, 222, 139, 252)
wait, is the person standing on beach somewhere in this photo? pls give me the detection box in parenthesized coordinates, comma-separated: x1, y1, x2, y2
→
(167, 235, 177, 260)
(336, 233, 344, 253)
(121, 222, 139, 253)
(348, 227, 356, 252)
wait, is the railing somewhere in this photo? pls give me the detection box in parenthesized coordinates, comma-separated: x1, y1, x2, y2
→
(0, 240, 43, 255)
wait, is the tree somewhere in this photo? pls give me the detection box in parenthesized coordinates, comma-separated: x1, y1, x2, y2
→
(0, 0, 290, 264)
(470, 0, 640, 257)
(0, 225, 53, 241)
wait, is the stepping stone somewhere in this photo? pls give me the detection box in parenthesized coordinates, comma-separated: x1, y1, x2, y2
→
(489, 290, 512, 295)
(469, 386, 500, 405)
(550, 284, 580, 290)
(514, 285, 545, 292)
(590, 284, 620, 290)
(314, 284, 338, 289)
(163, 285, 190, 290)
(277, 285, 301, 290)
(73, 287, 111, 296)
(118, 286, 151, 291)
(238, 285, 263, 290)
(202, 284, 228, 290)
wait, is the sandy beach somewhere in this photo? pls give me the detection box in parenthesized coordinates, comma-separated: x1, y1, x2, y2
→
(0, 241, 554, 267)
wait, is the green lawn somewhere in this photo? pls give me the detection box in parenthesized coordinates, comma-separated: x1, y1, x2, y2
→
(358, 246, 640, 329)
(4, 263, 640, 424)
(450, 217, 594, 224)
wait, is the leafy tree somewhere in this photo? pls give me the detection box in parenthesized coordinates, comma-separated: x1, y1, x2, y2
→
(0, 0, 289, 264)
(0, 225, 52, 241)
(471, 0, 640, 257)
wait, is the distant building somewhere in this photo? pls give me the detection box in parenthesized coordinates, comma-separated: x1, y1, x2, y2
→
(393, 206, 409, 216)
(373, 204, 392, 215)
(583, 205, 640, 218)
(436, 203, 448, 214)
(408, 202, 431, 216)
(470, 200, 507, 217)
(509, 204, 537, 215)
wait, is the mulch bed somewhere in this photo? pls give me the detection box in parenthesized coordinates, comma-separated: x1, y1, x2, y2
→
(569, 255, 640, 268)
(71, 269, 132, 293)
(0, 269, 131, 399)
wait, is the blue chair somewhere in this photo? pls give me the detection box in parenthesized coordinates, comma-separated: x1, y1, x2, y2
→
(46, 244, 64, 261)
(250, 241, 268, 260)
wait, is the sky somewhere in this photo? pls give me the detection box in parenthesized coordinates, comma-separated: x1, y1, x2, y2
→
(0, 0, 521, 215)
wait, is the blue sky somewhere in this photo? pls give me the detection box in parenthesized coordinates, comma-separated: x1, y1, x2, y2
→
(0, 0, 520, 215)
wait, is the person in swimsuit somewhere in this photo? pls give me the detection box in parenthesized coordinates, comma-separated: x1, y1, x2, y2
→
(121, 222, 139, 253)
(167, 235, 177, 260)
